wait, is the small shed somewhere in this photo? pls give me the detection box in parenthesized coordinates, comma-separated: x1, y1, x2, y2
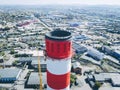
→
(72, 62, 82, 74)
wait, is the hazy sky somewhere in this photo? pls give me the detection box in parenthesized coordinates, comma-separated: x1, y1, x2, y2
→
(0, 0, 120, 5)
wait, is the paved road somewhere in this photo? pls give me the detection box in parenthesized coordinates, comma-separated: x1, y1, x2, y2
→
(36, 17, 52, 31)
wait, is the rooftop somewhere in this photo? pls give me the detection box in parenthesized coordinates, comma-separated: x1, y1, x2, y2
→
(27, 72, 46, 85)
(31, 56, 46, 65)
(110, 74, 120, 85)
(93, 73, 120, 86)
(72, 62, 82, 69)
(17, 50, 43, 56)
(0, 68, 21, 78)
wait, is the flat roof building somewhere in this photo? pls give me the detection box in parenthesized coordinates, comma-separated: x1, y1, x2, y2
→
(31, 56, 46, 72)
(87, 48, 104, 60)
(92, 73, 120, 87)
(111, 74, 120, 87)
(25, 72, 46, 89)
(0, 68, 21, 83)
(73, 43, 87, 54)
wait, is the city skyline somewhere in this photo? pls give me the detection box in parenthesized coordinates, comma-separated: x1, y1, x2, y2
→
(0, 0, 120, 5)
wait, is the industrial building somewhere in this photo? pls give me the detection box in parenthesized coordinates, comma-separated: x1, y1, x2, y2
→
(102, 46, 120, 61)
(87, 73, 120, 87)
(73, 35, 89, 41)
(25, 72, 46, 89)
(87, 48, 104, 60)
(19, 55, 46, 71)
(112, 50, 120, 61)
(19, 55, 44, 62)
(0, 68, 21, 83)
(111, 74, 120, 87)
(19, 56, 37, 63)
(31, 56, 46, 72)
(102, 46, 113, 55)
(73, 43, 87, 54)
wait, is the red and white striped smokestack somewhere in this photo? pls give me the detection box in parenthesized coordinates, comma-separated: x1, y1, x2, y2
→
(45, 29, 72, 90)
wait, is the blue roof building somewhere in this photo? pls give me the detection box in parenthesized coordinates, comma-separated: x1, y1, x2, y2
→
(73, 43, 87, 54)
(0, 68, 21, 83)
(69, 22, 80, 27)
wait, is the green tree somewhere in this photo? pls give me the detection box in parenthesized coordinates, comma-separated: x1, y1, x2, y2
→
(94, 81, 102, 89)
(12, 60, 18, 66)
(10, 49, 15, 54)
(0, 52, 5, 56)
(70, 74, 77, 83)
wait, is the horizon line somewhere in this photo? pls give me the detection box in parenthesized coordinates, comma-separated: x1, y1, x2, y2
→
(0, 4, 120, 6)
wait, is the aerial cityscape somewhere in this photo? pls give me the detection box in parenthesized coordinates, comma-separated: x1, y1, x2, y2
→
(0, 1, 120, 90)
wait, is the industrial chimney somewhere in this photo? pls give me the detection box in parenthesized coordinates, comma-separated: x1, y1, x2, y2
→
(45, 29, 72, 90)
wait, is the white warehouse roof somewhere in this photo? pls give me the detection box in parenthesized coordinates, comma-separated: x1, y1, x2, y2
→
(87, 47, 104, 60)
